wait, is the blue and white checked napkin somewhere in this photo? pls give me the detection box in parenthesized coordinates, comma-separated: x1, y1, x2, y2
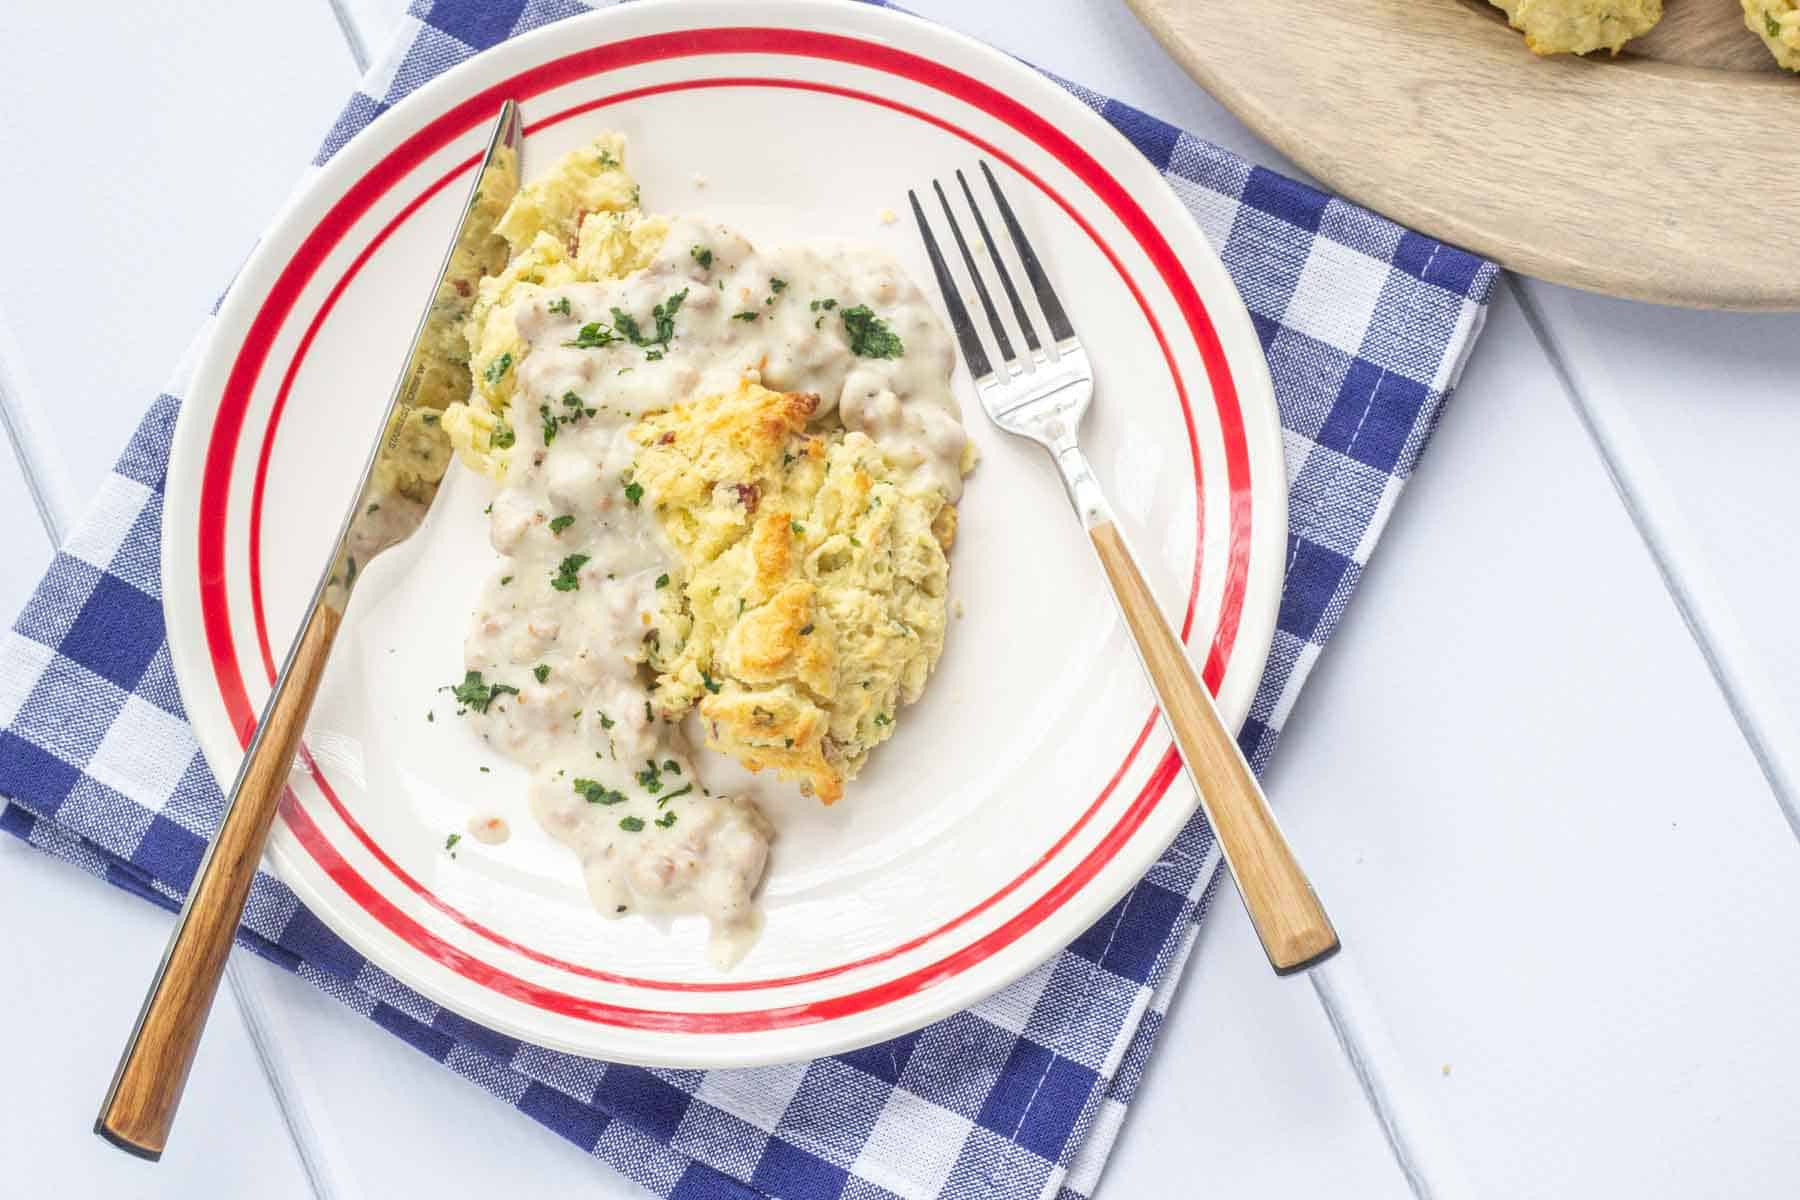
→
(0, 2, 1498, 1196)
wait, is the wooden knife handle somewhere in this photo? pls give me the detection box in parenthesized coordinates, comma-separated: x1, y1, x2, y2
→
(95, 602, 342, 1160)
(1089, 520, 1338, 974)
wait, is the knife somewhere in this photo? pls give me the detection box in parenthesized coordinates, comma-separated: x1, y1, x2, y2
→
(94, 99, 523, 1162)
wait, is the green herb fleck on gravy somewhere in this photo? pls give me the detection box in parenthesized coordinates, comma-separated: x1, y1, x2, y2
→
(533, 664, 551, 684)
(441, 670, 519, 715)
(841, 304, 904, 359)
(549, 514, 575, 535)
(574, 778, 626, 805)
(551, 554, 591, 591)
(564, 321, 620, 350)
(483, 352, 513, 386)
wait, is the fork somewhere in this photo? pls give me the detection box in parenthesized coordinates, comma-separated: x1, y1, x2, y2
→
(910, 164, 1339, 975)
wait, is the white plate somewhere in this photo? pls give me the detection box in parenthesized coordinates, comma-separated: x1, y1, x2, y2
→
(161, 0, 1285, 1067)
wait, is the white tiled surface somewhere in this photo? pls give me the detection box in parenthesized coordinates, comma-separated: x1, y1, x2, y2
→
(3, 3, 1799, 1198)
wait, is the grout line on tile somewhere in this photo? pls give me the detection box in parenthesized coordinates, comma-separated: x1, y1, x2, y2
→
(1511, 278, 1800, 840)
(0, 306, 77, 544)
(228, 958, 354, 1200)
(1311, 958, 1478, 1200)
(324, 0, 373, 73)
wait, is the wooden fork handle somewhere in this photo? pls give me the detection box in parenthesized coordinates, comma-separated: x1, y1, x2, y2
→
(95, 601, 342, 1160)
(1089, 520, 1339, 974)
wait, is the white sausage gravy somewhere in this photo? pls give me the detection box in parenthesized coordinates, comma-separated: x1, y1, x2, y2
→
(456, 217, 964, 966)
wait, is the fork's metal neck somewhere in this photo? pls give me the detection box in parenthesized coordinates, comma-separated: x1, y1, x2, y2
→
(1051, 438, 1112, 530)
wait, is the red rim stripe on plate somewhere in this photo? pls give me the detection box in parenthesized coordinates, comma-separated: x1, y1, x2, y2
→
(199, 28, 1251, 1021)
(280, 745, 1185, 1031)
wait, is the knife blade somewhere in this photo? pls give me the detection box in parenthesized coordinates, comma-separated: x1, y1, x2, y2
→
(325, 96, 522, 611)
(94, 99, 523, 1162)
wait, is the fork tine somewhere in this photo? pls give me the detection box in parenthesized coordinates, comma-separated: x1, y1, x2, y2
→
(908, 189, 993, 381)
(955, 169, 1041, 354)
(932, 179, 1018, 369)
(980, 160, 1075, 343)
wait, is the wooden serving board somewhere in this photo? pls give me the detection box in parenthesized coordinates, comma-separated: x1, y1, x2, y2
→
(1127, 0, 1800, 309)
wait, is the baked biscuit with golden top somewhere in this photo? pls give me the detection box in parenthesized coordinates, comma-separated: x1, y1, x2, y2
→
(631, 380, 955, 803)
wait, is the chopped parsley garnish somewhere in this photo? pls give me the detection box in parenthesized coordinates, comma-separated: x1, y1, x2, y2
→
(637, 762, 664, 793)
(874, 712, 892, 726)
(609, 305, 641, 339)
(533, 664, 550, 684)
(610, 288, 688, 352)
(790, 520, 805, 534)
(623, 480, 645, 506)
(1769, 13, 1783, 36)
(549, 514, 575, 535)
(663, 760, 681, 774)
(420, 412, 439, 425)
(661, 782, 693, 804)
(701, 671, 722, 695)
(599, 713, 615, 730)
(770, 277, 788, 294)
(655, 573, 670, 589)
(547, 296, 572, 316)
(427, 711, 434, 722)
(619, 816, 645, 832)
(841, 305, 904, 358)
(551, 554, 590, 591)
(732, 311, 760, 322)
(445, 833, 461, 854)
(574, 778, 626, 806)
(656, 810, 678, 829)
(691, 245, 713, 270)
(499, 575, 513, 585)
(441, 670, 519, 714)
(365, 503, 380, 515)
(491, 419, 515, 450)
(809, 298, 839, 312)
(645, 349, 664, 362)
(540, 404, 558, 445)
(564, 321, 621, 350)
(482, 352, 513, 385)
(598, 150, 620, 168)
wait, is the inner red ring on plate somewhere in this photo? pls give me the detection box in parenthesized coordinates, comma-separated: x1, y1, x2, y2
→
(198, 28, 1252, 1027)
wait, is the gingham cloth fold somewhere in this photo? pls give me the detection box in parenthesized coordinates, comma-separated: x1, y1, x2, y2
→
(0, 2, 1498, 1197)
